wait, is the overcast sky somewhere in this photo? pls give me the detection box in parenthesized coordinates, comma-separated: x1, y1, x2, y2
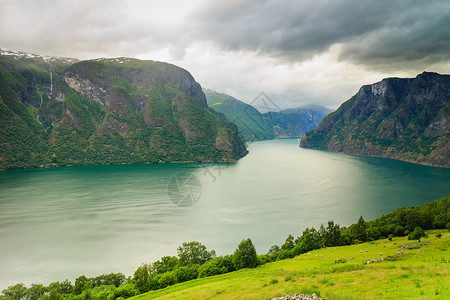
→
(1, 0, 449, 109)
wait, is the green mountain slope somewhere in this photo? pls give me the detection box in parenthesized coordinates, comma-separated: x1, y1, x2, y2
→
(133, 233, 449, 299)
(205, 89, 331, 141)
(204, 89, 275, 141)
(300, 72, 450, 168)
(0, 49, 247, 170)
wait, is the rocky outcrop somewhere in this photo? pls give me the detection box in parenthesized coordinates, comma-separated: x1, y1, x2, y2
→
(263, 293, 324, 300)
(300, 72, 450, 168)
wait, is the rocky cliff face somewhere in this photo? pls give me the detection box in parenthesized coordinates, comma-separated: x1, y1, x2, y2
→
(300, 72, 450, 168)
(264, 105, 332, 138)
(0, 49, 247, 170)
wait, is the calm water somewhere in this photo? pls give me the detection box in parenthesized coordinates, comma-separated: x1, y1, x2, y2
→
(0, 139, 449, 288)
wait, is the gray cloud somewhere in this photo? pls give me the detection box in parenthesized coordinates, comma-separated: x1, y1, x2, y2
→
(2, 0, 449, 70)
(193, 0, 450, 70)
(0, 0, 192, 59)
(1, 0, 449, 109)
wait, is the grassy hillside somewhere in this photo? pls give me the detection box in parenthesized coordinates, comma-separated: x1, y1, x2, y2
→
(133, 232, 450, 299)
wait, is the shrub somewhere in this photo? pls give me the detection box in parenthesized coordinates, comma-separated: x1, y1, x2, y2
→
(157, 273, 177, 289)
(198, 257, 228, 278)
(173, 265, 198, 283)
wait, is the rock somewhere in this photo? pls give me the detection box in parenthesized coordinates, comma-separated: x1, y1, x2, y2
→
(300, 72, 450, 168)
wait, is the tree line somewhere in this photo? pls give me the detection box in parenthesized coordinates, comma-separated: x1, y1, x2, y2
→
(1, 196, 448, 300)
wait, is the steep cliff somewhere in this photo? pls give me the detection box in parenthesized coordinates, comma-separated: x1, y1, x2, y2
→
(300, 72, 450, 168)
(0, 49, 247, 170)
(264, 105, 332, 138)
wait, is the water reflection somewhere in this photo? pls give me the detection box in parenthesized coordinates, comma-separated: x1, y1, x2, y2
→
(0, 139, 448, 289)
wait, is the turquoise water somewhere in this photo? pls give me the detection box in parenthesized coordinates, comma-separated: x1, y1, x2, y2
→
(0, 139, 449, 288)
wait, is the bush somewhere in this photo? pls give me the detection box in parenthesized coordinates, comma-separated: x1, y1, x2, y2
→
(110, 284, 139, 299)
(278, 249, 292, 260)
(269, 279, 278, 284)
(173, 265, 199, 283)
(198, 257, 228, 278)
(157, 273, 177, 289)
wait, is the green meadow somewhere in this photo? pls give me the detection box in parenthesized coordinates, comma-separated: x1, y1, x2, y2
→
(133, 231, 450, 299)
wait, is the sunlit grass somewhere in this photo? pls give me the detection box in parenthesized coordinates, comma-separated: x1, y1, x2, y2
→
(132, 231, 449, 299)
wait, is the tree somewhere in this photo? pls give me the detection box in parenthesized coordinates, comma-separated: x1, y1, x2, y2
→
(351, 216, 367, 242)
(408, 227, 428, 242)
(2, 284, 27, 300)
(233, 238, 258, 270)
(405, 210, 424, 231)
(366, 226, 381, 241)
(48, 280, 73, 295)
(298, 227, 322, 252)
(133, 264, 151, 293)
(267, 245, 281, 261)
(281, 234, 295, 251)
(73, 275, 91, 295)
(394, 225, 405, 236)
(323, 220, 341, 246)
(91, 273, 125, 287)
(177, 241, 215, 266)
(27, 284, 47, 300)
(39, 289, 62, 300)
(152, 256, 178, 274)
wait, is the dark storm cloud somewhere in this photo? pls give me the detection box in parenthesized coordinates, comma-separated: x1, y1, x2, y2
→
(2, 0, 449, 71)
(193, 0, 450, 70)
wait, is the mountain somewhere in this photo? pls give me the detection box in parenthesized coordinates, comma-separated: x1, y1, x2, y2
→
(205, 89, 332, 141)
(300, 72, 450, 168)
(264, 105, 333, 138)
(204, 89, 275, 141)
(0, 48, 247, 170)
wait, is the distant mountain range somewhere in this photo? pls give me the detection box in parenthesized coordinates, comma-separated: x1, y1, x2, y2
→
(204, 89, 332, 141)
(3, 48, 446, 170)
(301, 72, 450, 168)
(0, 48, 247, 170)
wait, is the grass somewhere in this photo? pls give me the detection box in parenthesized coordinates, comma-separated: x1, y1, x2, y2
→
(132, 231, 450, 299)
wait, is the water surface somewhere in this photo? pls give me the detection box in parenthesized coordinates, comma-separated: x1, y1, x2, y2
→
(0, 139, 449, 288)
